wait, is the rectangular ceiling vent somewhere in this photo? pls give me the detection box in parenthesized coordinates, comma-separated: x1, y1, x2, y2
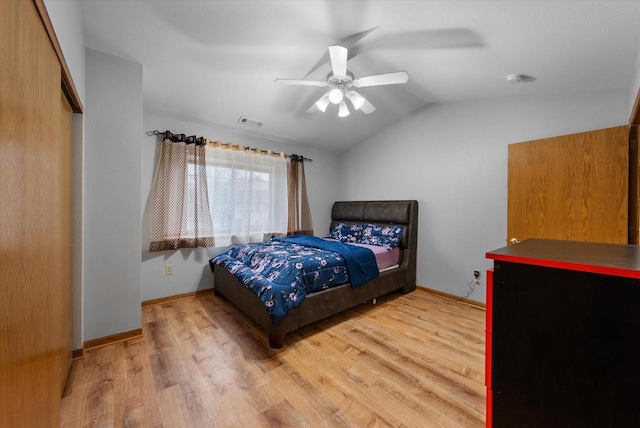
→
(237, 116, 263, 128)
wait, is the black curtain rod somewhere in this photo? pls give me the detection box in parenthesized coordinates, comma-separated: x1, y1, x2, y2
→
(146, 130, 205, 145)
(146, 129, 312, 162)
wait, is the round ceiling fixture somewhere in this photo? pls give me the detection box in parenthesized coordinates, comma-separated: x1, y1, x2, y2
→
(328, 88, 344, 104)
(506, 74, 535, 84)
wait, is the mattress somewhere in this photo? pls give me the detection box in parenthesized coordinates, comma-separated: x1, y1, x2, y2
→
(344, 241, 401, 271)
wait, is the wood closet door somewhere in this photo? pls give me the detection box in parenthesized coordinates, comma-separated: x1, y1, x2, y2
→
(507, 126, 629, 245)
(1, 1, 73, 426)
(59, 93, 74, 394)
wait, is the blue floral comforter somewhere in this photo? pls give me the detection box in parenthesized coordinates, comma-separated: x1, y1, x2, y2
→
(209, 235, 378, 323)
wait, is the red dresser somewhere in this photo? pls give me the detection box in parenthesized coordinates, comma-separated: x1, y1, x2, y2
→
(485, 239, 640, 428)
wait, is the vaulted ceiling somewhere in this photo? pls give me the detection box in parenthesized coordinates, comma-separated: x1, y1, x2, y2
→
(80, 1, 640, 153)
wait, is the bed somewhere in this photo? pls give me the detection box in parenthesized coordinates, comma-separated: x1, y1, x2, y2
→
(210, 200, 418, 348)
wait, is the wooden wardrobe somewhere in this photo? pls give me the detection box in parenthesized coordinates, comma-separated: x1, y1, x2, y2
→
(507, 125, 633, 245)
(1, 1, 82, 426)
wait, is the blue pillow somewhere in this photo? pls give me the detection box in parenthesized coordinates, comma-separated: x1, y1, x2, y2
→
(325, 222, 363, 243)
(359, 224, 404, 250)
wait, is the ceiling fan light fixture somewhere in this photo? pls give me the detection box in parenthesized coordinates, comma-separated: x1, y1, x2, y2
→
(328, 88, 344, 104)
(346, 91, 365, 110)
(277, 44, 406, 117)
(338, 100, 350, 117)
(315, 93, 330, 112)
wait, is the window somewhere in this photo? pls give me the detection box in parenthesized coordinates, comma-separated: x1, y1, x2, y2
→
(149, 139, 289, 251)
(202, 146, 287, 247)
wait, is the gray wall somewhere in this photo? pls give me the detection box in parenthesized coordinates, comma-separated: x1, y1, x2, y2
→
(84, 49, 143, 340)
(337, 89, 629, 303)
(631, 43, 640, 116)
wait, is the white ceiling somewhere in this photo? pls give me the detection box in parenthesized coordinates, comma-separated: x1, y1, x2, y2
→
(80, 0, 640, 153)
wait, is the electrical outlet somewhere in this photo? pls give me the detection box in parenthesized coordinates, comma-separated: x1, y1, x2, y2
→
(165, 264, 173, 275)
(473, 270, 480, 280)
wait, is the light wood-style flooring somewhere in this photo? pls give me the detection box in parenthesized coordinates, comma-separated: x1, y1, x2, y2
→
(61, 289, 486, 427)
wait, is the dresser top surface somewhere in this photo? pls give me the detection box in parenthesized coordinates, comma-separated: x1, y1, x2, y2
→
(486, 239, 640, 278)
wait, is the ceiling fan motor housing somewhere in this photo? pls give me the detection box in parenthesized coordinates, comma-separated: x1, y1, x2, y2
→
(327, 71, 355, 91)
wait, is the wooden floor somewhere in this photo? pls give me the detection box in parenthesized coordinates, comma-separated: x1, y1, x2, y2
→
(61, 289, 486, 427)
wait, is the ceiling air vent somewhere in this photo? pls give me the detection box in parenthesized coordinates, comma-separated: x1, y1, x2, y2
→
(237, 116, 263, 128)
(506, 74, 536, 84)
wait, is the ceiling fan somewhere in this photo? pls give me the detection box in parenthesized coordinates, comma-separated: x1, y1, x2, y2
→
(275, 45, 409, 117)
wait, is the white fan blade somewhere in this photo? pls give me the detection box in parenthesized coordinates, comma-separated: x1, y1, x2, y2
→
(303, 27, 378, 78)
(275, 78, 327, 87)
(328, 45, 348, 78)
(353, 71, 409, 88)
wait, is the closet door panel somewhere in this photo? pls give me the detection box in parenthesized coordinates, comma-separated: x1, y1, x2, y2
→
(0, 1, 68, 426)
(507, 137, 558, 243)
(628, 126, 639, 244)
(59, 93, 74, 394)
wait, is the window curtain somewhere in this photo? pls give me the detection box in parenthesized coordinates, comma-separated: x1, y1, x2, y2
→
(149, 139, 214, 251)
(287, 154, 313, 235)
(205, 146, 288, 247)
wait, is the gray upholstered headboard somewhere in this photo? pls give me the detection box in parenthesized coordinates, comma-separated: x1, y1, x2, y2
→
(330, 200, 418, 249)
(330, 200, 418, 289)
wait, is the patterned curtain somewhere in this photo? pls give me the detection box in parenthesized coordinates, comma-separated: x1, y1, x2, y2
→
(287, 155, 313, 235)
(149, 139, 214, 251)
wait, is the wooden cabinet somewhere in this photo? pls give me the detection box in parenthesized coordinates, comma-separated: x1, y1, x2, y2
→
(1, 1, 80, 426)
(485, 239, 640, 427)
(507, 126, 630, 245)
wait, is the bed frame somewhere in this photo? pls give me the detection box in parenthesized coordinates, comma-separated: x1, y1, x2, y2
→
(213, 200, 418, 348)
